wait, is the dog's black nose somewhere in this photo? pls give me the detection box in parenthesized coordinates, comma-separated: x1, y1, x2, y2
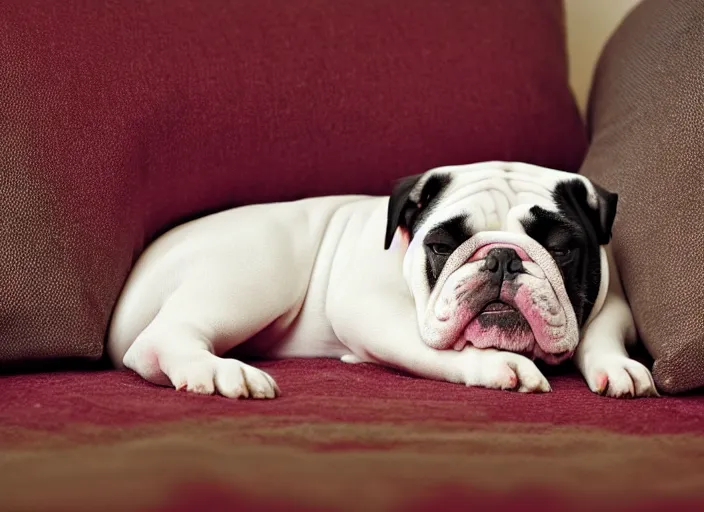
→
(484, 247, 523, 281)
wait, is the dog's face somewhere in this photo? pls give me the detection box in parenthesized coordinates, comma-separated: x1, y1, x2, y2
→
(384, 162, 617, 365)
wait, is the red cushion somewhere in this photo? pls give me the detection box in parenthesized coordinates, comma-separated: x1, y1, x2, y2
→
(0, 0, 586, 362)
(2, 361, 704, 510)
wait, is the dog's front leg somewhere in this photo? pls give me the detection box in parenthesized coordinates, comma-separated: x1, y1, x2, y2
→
(330, 289, 551, 393)
(574, 249, 659, 398)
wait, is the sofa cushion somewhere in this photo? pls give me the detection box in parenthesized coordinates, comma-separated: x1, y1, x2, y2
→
(0, 0, 586, 364)
(580, 0, 704, 393)
(2, 361, 704, 510)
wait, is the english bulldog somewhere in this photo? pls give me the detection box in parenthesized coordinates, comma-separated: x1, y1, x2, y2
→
(107, 161, 659, 398)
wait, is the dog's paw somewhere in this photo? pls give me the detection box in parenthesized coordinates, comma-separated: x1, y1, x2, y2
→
(127, 345, 280, 399)
(464, 349, 551, 393)
(581, 353, 659, 398)
(173, 355, 280, 399)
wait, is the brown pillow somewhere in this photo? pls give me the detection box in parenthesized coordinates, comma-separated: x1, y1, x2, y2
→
(580, 0, 704, 393)
(0, 1, 587, 366)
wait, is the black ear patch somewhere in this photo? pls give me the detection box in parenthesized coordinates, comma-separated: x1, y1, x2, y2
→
(384, 173, 451, 250)
(553, 180, 618, 246)
(592, 182, 618, 245)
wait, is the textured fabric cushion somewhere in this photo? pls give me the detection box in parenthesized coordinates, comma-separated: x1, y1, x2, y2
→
(2, 361, 704, 510)
(580, 0, 704, 393)
(0, 0, 586, 364)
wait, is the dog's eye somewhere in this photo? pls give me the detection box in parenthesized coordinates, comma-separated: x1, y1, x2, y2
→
(551, 248, 571, 258)
(430, 243, 454, 256)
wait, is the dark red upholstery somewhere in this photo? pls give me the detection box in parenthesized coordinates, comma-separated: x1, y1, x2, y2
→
(2, 361, 704, 511)
(0, 0, 586, 363)
(3, 4, 703, 510)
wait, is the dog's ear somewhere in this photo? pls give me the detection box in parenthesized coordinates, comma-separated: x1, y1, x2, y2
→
(384, 173, 449, 250)
(553, 179, 618, 246)
(384, 174, 422, 250)
(591, 182, 618, 245)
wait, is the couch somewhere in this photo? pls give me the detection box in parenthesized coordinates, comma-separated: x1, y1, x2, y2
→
(2, 1, 703, 511)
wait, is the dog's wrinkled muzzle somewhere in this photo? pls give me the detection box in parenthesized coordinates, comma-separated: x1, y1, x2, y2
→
(419, 232, 579, 364)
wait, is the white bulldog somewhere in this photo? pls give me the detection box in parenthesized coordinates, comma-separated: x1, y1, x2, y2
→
(107, 161, 659, 399)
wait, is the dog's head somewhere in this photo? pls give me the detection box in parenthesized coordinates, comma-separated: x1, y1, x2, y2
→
(384, 162, 617, 365)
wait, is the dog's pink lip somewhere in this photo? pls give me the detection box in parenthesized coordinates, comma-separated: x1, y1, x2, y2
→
(447, 289, 571, 364)
(479, 300, 515, 313)
(467, 243, 532, 263)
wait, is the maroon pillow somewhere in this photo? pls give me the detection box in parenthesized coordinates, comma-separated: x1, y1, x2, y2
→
(0, 0, 586, 364)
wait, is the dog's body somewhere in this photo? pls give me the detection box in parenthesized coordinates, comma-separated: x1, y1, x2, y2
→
(107, 162, 658, 398)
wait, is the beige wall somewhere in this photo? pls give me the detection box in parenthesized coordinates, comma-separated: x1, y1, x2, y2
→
(565, 0, 642, 115)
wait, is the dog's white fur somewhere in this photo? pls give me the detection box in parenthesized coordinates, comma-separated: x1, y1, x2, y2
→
(107, 162, 658, 398)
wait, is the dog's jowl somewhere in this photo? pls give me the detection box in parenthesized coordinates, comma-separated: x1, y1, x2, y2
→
(107, 161, 658, 399)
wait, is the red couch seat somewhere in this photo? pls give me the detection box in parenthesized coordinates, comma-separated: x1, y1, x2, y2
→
(2, 361, 704, 511)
